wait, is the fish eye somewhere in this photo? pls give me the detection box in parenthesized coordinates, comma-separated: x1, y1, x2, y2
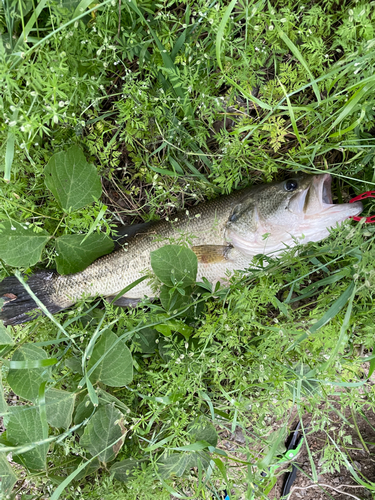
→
(284, 179, 298, 192)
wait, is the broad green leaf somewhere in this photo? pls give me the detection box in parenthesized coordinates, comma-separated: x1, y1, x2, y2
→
(155, 319, 193, 340)
(96, 388, 130, 414)
(45, 389, 75, 429)
(55, 233, 114, 274)
(74, 394, 94, 425)
(74, 389, 129, 426)
(0, 221, 50, 268)
(188, 417, 218, 447)
(73, 457, 101, 481)
(0, 452, 17, 495)
(80, 404, 125, 463)
(137, 327, 158, 354)
(151, 245, 197, 288)
(7, 406, 49, 470)
(157, 451, 210, 479)
(110, 458, 147, 482)
(44, 145, 102, 212)
(159, 284, 192, 312)
(368, 356, 375, 379)
(88, 330, 133, 387)
(0, 373, 8, 416)
(7, 345, 50, 401)
(157, 452, 196, 478)
(0, 323, 13, 346)
(65, 356, 82, 374)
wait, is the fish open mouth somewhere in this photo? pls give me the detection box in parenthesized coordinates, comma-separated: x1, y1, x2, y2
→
(291, 173, 362, 218)
(307, 173, 334, 212)
(321, 174, 333, 206)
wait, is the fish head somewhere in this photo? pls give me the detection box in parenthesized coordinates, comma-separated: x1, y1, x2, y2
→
(225, 174, 363, 257)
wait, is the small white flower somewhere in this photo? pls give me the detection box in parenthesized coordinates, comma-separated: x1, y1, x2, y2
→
(269, 25, 274, 30)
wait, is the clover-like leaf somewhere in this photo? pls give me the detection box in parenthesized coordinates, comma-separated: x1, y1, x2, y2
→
(44, 145, 102, 212)
(55, 233, 114, 274)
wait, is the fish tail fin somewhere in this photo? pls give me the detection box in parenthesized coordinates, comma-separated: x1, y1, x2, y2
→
(0, 271, 65, 326)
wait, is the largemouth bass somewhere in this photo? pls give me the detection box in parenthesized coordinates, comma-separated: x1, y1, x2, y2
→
(0, 174, 362, 325)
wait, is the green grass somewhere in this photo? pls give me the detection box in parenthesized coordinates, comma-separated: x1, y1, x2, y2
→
(0, 0, 375, 498)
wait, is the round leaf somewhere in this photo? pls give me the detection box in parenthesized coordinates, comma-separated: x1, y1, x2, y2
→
(44, 145, 102, 212)
(150, 245, 198, 287)
(0, 221, 50, 268)
(55, 233, 114, 274)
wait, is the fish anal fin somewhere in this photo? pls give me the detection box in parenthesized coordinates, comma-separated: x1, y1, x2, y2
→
(192, 245, 230, 264)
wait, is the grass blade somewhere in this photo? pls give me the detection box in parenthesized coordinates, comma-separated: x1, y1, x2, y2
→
(277, 30, 321, 104)
(309, 282, 355, 334)
(277, 77, 303, 148)
(13, 0, 49, 53)
(73, 0, 94, 20)
(330, 83, 375, 131)
(216, 0, 237, 71)
(4, 129, 15, 183)
(286, 282, 355, 351)
(80, 205, 108, 244)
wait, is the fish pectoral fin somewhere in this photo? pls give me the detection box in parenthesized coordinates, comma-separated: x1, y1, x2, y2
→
(191, 245, 231, 264)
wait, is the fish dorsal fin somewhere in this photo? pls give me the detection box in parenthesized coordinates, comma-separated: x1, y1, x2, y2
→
(191, 245, 230, 263)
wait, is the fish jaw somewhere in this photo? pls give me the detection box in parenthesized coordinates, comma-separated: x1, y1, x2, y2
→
(226, 174, 363, 257)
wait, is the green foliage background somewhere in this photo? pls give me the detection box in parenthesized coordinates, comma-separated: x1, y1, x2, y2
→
(0, 0, 375, 498)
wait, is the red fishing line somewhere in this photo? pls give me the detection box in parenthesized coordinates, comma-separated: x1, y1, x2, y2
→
(350, 191, 375, 223)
